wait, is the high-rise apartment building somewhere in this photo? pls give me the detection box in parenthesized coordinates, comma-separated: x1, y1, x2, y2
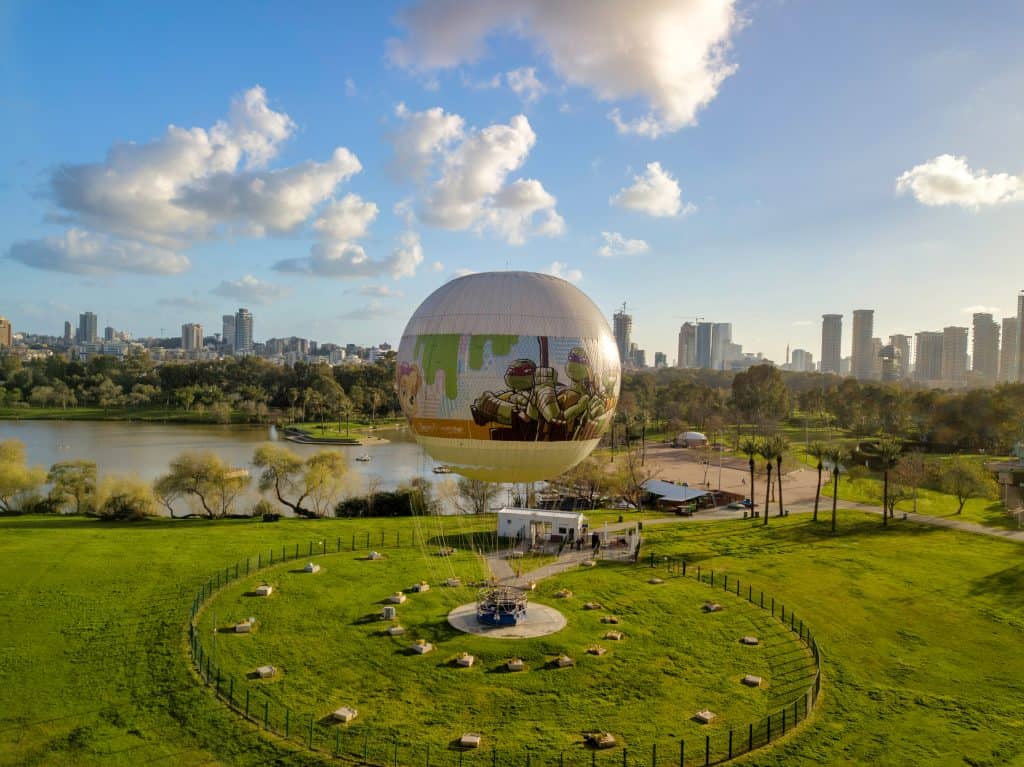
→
(851, 309, 875, 380)
(222, 314, 236, 352)
(710, 323, 732, 370)
(971, 313, 999, 386)
(941, 326, 968, 385)
(914, 331, 944, 383)
(612, 307, 632, 366)
(77, 312, 98, 344)
(63, 321, 73, 342)
(1000, 317, 1019, 383)
(234, 308, 254, 355)
(791, 348, 814, 372)
(104, 326, 116, 342)
(695, 322, 713, 369)
(654, 351, 667, 368)
(820, 314, 842, 374)
(0, 317, 12, 348)
(870, 337, 883, 380)
(181, 323, 204, 351)
(1017, 291, 1024, 383)
(676, 323, 696, 368)
(889, 334, 911, 379)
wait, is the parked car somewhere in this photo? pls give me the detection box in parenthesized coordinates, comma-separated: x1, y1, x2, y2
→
(726, 502, 745, 510)
(741, 499, 753, 508)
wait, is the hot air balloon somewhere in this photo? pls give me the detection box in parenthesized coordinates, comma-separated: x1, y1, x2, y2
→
(396, 271, 620, 482)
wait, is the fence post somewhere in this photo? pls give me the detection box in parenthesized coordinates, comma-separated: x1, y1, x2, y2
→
(791, 612, 795, 631)
(782, 709, 786, 735)
(285, 708, 290, 738)
(771, 597, 775, 616)
(760, 591, 764, 608)
(623, 748, 628, 767)
(723, 575, 727, 591)
(308, 715, 314, 749)
(710, 570, 714, 586)
(697, 565, 701, 582)
(337, 537, 341, 552)
(680, 739, 685, 767)
(748, 723, 752, 752)
(736, 580, 740, 596)
(652, 742, 657, 767)
(728, 730, 732, 759)
(245, 689, 250, 718)
(682, 560, 687, 576)
(766, 714, 771, 743)
(309, 541, 313, 556)
(426, 743, 430, 767)
(258, 553, 262, 568)
(366, 532, 370, 548)
(704, 735, 709, 766)
(229, 677, 234, 705)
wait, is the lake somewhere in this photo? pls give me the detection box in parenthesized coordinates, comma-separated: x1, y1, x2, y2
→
(0, 420, 461, 515)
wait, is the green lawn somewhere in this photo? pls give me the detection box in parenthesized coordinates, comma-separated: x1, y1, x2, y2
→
(0, 511, 1021, 766)
(289, 419, 406, 442)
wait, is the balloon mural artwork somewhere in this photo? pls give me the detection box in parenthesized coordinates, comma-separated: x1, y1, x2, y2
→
(397, 272, 621, 482)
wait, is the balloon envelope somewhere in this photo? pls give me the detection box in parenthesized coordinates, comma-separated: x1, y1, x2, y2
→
(397, 271, 621, 482)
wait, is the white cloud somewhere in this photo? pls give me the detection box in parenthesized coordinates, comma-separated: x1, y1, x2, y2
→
(6, 229, 189, 275)
(16, 86, 372, 278)
(597, 231, 649, 257)
(353, 285, 405, 298)
(344, 77, 357, 97)
(389, 0, 741, 137)
(312, 194, 379, 242)
(211, 274, 289, 304)
(485, 179, 566, 244)
(896, 154, 1022, 209)
(506, 67, 545, 103)
(611, 162, 694, 218)
(453, 267, 476, 277)
(545, 260, 582, 283)
(430, 260, 445, 272)
(389, 103, 464, 180)
(275, 231, 424, 280)
(961, 305, 1002, 315)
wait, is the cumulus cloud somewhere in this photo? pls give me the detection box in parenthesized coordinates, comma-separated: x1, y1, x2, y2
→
(394, 110, 563, 244)
(896, 154, 1022, 209)
(389, 103, 464, 180)
(312, 194, 379, 242)
(6, 229, 189, 275)
(11, 86, 370, 278)
(453, 267, 476, 277)
(961, 305, 1002, 315)
(275, 231, 424, 280)
(597, 231, 649, 257)
(611, 162, 693, 217)
(212, 274, 289, 304)
(388, 0, 741, 137)
(545, 260, 582, 282)
(506, 67, 545, 103)
(430, 260, 445, 272)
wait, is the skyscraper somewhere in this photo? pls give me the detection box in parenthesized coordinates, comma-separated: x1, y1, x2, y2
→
(889, 334, 911, 379)
(1017, 291, 1024, 384)
(63, 321, 73, 342)
(182, 323, 204, 351)
(612, 306, 632, 366)
(104, 326, 116, 342)
(710, 323, 732, 370)
(914, 331, 943, 383)
(999, 317, 1019, 383)
(234, 308, 253, 355)
(870, 337, 883, 380)
(0, 317, 11, 348)
(77, 312, 98, 344)
(676, 323, 696, 368)
(851, 309, 875, 380)
(941, 326, 968, 385)
(820, 314, 842, 374)
(971, 313, 999, 386)
(695, 322, 713, 369)
(791, 348, 814, 372)
(222, 314, 236, 352)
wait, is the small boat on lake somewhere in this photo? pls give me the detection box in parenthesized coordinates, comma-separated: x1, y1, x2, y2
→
(432, 465, 452, 474)
(355, 454, 372, 462)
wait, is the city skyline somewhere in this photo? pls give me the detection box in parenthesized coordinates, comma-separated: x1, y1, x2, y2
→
(4, 3, 1024, 360)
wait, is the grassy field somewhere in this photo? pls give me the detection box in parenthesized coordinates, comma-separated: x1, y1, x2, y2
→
(0, 511, 1021, 766)
(0, 404, 239, 423)
(288, 419, 405, 442)
(193, 548, 800, 760)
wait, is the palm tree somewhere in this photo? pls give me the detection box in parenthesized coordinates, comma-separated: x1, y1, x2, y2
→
(738, 437, 761, 518)
(876, 438, 903, 526)
(770, 435, 789, 518)
(824, 446, 843, 533)
(761, 439, 777, 527)
(806, 442, 826, 522)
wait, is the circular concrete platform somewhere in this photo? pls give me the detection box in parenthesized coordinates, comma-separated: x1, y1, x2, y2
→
(447, 602, 566, 638)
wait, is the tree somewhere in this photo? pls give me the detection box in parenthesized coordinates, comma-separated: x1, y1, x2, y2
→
(770, 435, 789, 518)
(941, 456, 997, 515)
(738, 437, 761, 515)
(556, 456, 609, 509)
(875, 438, 903, 526)
(95, 475, 155, 521)
(453, 478, 500, 515)
(730, 365, 790, 428)
(253, 444, 348, 518)
(47, 460, 97, 515)
(153, 473, 185, 517)
(0, 440, 47, 514)
(892, 451, 927, 515)
(824, 446, 844, 533)
(155, 451, 248, 519)
(761, 439, 776, 527)
(613, 444, 654, 513)
(806, 442, 826, 523)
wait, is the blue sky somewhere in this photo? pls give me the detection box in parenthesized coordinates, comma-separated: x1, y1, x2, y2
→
(3, 1, 1023, 363)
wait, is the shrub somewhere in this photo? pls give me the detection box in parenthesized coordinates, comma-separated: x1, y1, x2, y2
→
(95, 475, 156, 521)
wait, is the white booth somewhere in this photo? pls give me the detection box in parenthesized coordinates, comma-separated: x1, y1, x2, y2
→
(496, 508, 586, 546)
